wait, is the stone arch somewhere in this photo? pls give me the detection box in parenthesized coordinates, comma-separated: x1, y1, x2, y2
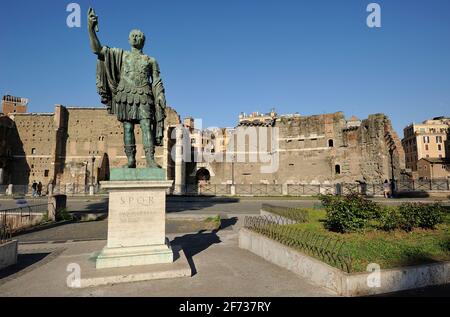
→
(196, 168, 211, 184)
(328, 139, 334, 147)
(335, 164, 341, 175)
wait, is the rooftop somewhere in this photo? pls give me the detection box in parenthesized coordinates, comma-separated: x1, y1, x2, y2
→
(419, 158, 450, 164)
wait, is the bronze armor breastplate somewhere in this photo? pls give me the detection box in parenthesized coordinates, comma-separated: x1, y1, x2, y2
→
(120, 52, 151, 88)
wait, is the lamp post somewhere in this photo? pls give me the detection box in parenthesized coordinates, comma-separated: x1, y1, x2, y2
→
(90, 155, 96, 195)
(387, 134, 397, 198)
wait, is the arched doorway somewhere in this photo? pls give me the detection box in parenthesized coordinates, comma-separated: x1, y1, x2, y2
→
(196, 168, 211, 185)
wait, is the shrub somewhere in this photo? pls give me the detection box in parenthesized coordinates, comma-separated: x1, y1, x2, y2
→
(319, 193, 381, 233)
(378, 207, 401, 232)
(56, 208, 73, 222)
(398, 203, 444, 231)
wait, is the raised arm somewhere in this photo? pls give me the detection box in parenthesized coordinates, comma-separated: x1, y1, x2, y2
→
(87, 8, 103, 57)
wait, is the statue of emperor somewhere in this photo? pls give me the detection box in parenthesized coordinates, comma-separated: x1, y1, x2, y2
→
(87, 7, 167, 168)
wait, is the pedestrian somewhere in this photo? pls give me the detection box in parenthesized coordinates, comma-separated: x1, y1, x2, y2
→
(37, 182, 43, 196)
(383, 179, 390, 198)
(31, 180, 38, 197)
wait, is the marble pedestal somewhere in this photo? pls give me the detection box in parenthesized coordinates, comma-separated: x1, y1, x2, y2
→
(96, 168, 174, 269)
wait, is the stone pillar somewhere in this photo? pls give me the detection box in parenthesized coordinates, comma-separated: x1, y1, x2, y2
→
(174, 126, 185, 195)
(7, 184, 13, 196)
(96, 168, 174, 269)
(89, 185, 95, 196)
(282, 183, 289, 196)
(230, 185, 236, 196)
(47, 183, 53, 197)
(48, 194, 67, 222)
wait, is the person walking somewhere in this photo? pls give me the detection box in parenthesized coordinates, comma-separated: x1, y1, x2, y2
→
(383, 179, 391, 198)
(31, 181, 38, 197)
(37, 182, 43, 196)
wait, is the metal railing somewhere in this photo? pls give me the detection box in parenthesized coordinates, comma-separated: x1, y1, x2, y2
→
(261, 204, 309, 223)
(0, 224, 12, 244)
(244, 216, 353, 273)
(287, 184, 335, 196)
(0, 184, 103, 196)
(53, 184, 102, 196)
(235, 184, 283, 196)
(0, 204, 50, 227)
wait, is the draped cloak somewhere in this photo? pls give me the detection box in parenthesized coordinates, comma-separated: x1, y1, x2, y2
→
(95, 46, 166, 146)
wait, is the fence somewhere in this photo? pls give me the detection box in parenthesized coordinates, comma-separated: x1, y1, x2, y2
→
(168, 179, 450, 197)
(2, 179, 449, 198)
(244, 216, 353, 273)
(261, 204, 309, 223)
(235, 184, 283, 196)
(0, 224, 11, 244)
(182, 184, 232, 196)
(0, 184, 103, 196)
(0, 204, 51, 233)
(52, 184, 102, 196)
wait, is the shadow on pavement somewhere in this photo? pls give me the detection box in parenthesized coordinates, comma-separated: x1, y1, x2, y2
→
(220, 217, 238, 230)
(0, 252, 51, 283)
(372, 284, 450, 297)
(166, 197, 240, 213)
(68, 197, 242, 214)
(171, 229, 222, 276)
(170, 217, 238, 275)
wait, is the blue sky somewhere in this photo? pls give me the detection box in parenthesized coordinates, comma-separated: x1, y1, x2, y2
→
(1, 0, 449, 136)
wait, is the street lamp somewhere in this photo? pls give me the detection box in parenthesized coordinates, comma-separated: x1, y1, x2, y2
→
(91, 155, 96, 186)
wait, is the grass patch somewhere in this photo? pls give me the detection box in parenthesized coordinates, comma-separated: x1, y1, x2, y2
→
(204, 215, 221, 230)
(286, 209, 450, 272)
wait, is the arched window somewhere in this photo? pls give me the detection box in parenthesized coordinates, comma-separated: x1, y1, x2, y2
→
(335, 164, 341, 175)
(328, 139, 334, 147)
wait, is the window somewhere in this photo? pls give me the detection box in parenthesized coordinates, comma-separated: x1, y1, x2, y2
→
(328, 139, 334, 148)
(425, 145, 429, 151)
(438, 144, 442, 151)
(335, 165, 341, 175)
(44, 170, 49, 177)
(31, 148, 36, 155)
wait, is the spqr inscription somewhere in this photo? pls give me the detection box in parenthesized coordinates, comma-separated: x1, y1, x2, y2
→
(120, 196, 154, 206)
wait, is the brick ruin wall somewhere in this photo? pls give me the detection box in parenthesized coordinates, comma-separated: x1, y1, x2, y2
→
(1, 106, 180, 189)
(207, 112, 405, 185)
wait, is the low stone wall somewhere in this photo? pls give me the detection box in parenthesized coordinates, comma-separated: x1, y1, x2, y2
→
(239, 228, 450, 296)
(0, 240, 18, 270)
(2, 213, 46, 232)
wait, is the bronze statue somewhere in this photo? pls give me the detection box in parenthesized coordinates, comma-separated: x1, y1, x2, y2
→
(88, 7, 166, 168)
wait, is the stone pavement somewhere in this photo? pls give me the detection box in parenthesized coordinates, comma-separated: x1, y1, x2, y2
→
(0, 219, 335, 297)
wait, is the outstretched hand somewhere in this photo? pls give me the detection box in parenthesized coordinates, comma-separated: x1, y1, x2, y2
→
(87, 7, 99, 32)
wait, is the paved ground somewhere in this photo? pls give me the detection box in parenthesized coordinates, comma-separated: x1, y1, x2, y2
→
(0, 220, 335, 297)
(1, 196, 449, 297)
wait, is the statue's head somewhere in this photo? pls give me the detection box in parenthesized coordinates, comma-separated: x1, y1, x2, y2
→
(129, 29, 146, 50)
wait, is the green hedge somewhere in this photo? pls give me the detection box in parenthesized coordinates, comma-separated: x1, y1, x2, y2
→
(319, 194, 380, 233)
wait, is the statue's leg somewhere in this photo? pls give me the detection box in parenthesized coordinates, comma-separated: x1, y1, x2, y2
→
(123, 121, 136, 168)
(140, 118, 159, 168)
